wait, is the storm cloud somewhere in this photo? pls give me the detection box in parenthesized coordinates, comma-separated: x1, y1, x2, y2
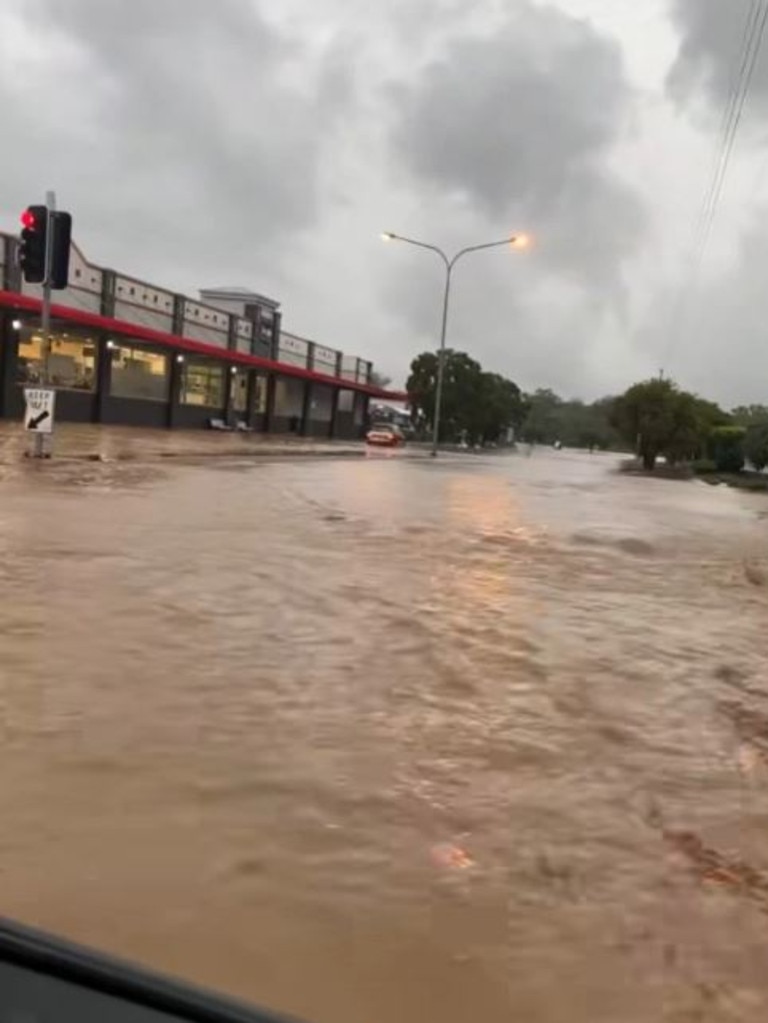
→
(667, 0, 768, 113)
(387, 4, 645, 294)
(0, 0, 355, 286)
(4, 0, 768, 403)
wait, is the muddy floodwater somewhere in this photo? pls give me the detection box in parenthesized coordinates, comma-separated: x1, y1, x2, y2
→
(2, 448, 768, 1022)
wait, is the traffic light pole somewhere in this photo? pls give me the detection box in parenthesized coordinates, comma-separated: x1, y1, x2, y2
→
(34, 190, 55, 459)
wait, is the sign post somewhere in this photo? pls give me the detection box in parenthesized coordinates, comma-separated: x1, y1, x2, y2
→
(23, 388, 56, 446)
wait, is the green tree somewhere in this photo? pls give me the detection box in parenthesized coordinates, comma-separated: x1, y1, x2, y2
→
(732, 405, 768, 428)
(663, 392, 709, 465)
(708, 426, 746, 473)
(610, 378, 708, 470)
(520, 391, 621, 450)
(469, 373, 528, 444)
(520, 389, 562, 444)
(745, 423, 768, 472)
(406, 350, 524, 445)
(560, 398, 620, 450)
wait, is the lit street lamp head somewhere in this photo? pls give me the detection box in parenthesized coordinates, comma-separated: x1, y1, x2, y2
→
(511, 234, 530, 249)
(381, 232, 396, 242)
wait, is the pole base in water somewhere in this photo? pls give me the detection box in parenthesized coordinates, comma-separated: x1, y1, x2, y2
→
(27, 433, 53, 459)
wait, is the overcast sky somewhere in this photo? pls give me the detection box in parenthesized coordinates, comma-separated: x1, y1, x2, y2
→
(1, 0, 766, 405)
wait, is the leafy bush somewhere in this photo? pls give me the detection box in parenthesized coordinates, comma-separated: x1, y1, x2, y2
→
(691, 458, 717, 475)
(707, 426, 746, 473)
(744, 423, 768, 472)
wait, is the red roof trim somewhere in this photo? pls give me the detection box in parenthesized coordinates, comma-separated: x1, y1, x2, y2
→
(0, 290, 406, 401)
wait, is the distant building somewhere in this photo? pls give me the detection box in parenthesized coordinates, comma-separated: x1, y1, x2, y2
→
(199, 287, 280, 359)
(369, 402, 413, 433)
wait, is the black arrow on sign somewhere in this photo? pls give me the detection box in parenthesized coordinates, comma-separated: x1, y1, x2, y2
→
(28, 410, 50, 430)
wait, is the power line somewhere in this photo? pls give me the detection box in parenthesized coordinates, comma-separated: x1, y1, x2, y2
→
(690, 0, 761, 260)
(663, 0, 768, 371)
(698, 0, 768, 259)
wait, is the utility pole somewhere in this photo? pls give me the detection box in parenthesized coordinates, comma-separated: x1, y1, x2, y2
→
(41, 192, 55, 380)
(35, 191, 55, 458)
(382, 232, 529, 457)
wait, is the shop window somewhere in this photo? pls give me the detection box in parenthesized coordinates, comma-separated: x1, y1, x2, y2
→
(273, 376, 305, 417)
(110, 345, 169, 402)
(231, 370, 248, 413)
(180, 360, 224, 408)
(253, 375, 268, 415)
(337, 390, 354, 412)
(16, 326, 97, 391)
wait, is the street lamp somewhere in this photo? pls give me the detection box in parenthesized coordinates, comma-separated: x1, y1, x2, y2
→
(382, 231, 529, 456)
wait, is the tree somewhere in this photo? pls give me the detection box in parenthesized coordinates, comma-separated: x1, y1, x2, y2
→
(732, 405, 768, 428)
(611, 379, 701, 470)
(469, 373, 528, 444)
(406, 350, 524, 445)
(369, 371, 392, 390)
(519, 391, 620, 449)
(520, 389, 562, 444)
(745, 423, 768, 472)
(407, 349, 482, 441)
(708, 426, 746, 473)
(663, 392, 708, 465)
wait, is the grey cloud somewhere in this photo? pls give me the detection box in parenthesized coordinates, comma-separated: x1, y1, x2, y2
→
(386, 4, 646, 296)
(0, 0, 355, 286)
(661, 221, 768, 406)
(666, 0, 768, 112)
(378, 246, 626, 397)
(376, 2, 646, 394)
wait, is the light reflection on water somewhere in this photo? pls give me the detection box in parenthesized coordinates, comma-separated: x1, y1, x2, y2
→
(1, 448, 768, 1022)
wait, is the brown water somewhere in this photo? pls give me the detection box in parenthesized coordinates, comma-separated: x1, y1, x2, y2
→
(2, 448, 768, 1022)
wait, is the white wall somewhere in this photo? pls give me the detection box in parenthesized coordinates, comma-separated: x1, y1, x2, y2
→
(22, 241, 102, 314)
(278, 332, 309, 368)
(182, 299, 229, 349)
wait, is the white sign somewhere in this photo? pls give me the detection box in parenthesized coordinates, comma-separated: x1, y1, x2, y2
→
(23, 388, 56, 434)
(314, 345, 337, 365)
(279, 333, 309, 355)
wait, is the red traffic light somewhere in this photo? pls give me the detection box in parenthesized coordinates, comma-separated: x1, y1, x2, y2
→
(20, 208, 40, 230)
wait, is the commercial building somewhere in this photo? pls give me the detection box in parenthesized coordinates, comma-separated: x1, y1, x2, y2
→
(0, 230, 399, 438)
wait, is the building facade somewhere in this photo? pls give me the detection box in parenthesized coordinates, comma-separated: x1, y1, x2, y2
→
(0, 232, 398, 439)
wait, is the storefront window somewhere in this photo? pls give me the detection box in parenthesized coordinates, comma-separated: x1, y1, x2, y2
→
(180, 360, 224, 408)
(110, 344, 169, 402)
(231, 370, 248, 413)
(16, 325, 97, 391)
(253, 374, 268, 414)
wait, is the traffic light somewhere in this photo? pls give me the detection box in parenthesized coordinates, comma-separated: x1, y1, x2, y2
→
(18, 206, 73, 289)
(18, 205, 48, 284)
(49, 211, 72, 290)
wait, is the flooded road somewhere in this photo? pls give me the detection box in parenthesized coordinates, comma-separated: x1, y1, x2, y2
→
(2, 448, 768, 1022)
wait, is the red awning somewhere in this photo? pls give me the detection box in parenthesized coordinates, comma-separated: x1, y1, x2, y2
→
(0, 290, 407, 402)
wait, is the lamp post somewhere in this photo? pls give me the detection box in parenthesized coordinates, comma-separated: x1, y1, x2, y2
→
(382, 231, 528, 457)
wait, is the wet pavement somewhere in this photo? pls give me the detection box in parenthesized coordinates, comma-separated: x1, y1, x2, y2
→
(0, 420, 366, 463)
(1, 446, 768, 1023)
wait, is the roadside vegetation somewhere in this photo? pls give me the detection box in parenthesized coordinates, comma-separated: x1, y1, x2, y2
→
(610, 381, 768, 489)
(406, 350, 622, 449)
(405, 350, 768, 488)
